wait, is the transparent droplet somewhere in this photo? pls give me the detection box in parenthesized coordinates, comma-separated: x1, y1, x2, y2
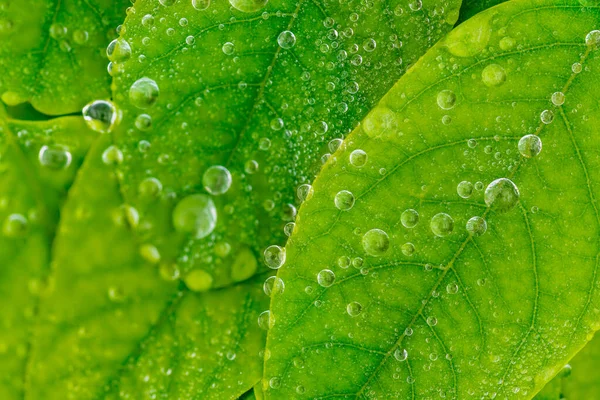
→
(129, 77, 159, 109)
(334, 190, 355, 211)
(38, 145, 72, 170)
(135, 114, 152, 131)
(572, 62, 583, 74)
(362, 228, 390, 256)
(258, 310, 275, 330)
(401, 242, 415, 256)
(337, 256, 350, 269)
(427, 316, 438, 326)
(192, 0, 211, 10)
(297, 183, 314, 202)
(540, 109, 554, 124)
(551, 91, 565, 106)
(184, 269, 213, 292)
(172, 194, 217, 239)
(349, 149, 367, 167)
(401, 209, 419, 228)
(159, 0, 176, 5)
(264, 276, 285, 296)
(138, 177, 162, 198)
(277, 30, 296, 49)
(203, 165, 232, 195)
(518, 134, 542, 158)
(284, 222, 295, 237)
(244, 159, 259, 174)
(446, 283, 459, 294)
(484, 178, 520, 213)
(264, 245, 286, 269)
(481, 64, 506, 87)
(139, 243, 161, 264)
(102, 145, 123, 166)
(82, 100, 118, 133)
(229, 0, 268, 12)
(222, 41, 234, 55)
(436, 90, 456, 110)
(394, 348, 408, 361)
(408, 0, 422, 11)
(3, 214, 28, 237)
(317, 269, 335, 287)
(466, 216, 487, 236)
(585, 30, 600, 48)
(457, 181, 473, 199)
(106, 38, 131, 62)
(430, 213, 454, 237)
(362, 38, 376, 52)
(346, 301, 363, 317)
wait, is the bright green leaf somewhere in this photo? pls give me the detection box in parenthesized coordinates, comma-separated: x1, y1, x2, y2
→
(0, 0, 130, 115)
(109, 0, 462, 290)
(562, 332, 600, 397)
(265, 0, 600, 398)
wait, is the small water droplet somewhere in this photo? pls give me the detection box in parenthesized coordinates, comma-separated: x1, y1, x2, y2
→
(394, 348, 408, 361)
(551, 91, 565, 106)
(263, 276, 285, 296)
(106, 38, 131, 62)
(264, 245, 286, 269)
(518, 134, 542, 158)
(346, 301, 363, 317)
(317, 269, 335, 287)
(457, 181, 473, 199)
(203, 165, 232, 195)
(481, 64, 506, 87)
(362, 229, 390, 256)
(466, 216, 487, 236)
(436, 89, 456, 110)
(401, 242, 415, 256)
(258, 310, 275, 330)
(540, 109, 554, 124)
(349, 149, 367, 167)
(401, 209, 419, 228)
(484, 178, 520, 213)
(334, 190, 355, 211)
(129, 77, 159, 109)
(82, 100, 118, 133)
(430, 213, 454, 237)
(172, 194, 217, 238)
(277, 30, 296, 49)
(38, 145, 72, 170)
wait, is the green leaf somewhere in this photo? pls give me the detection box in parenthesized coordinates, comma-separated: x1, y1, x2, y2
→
(0, 112, 97, 398)
(562, 332, 600, 397)
(0, 0, 130, 115)
(109, 0, 462, 290)
(264, 0, 600, 397)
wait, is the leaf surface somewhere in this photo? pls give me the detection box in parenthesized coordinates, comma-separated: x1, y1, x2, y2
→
(264, 0, 600, 398)
(0, 0, 130, 114)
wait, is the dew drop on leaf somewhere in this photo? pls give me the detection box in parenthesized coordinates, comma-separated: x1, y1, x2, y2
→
(334, 190, 355, 211)
(436, 89, 456, 110)
(106, 38, 131, 62)
(184, 269, 214, 292)
(518, 134, 542, 158)
(101, 145, 123, 166)
(172, 194, 217, 239)
(346, 301, 363, 317)
(263, 276, 285, 296)
(481, 63, 506, 87)
(192, 0, 211, 10)
(135, 114, 152, 131)
(139, 243, 160, 264)
(82, 100, 118, 133)
(317, 269, 335, 287)
(3, 213, 28, 238)
(202, 165, 232, 195)
(484, 178, 520, 213)
(264, 245, 286, 269)
(138, 177, 163, 198)
(394, 348, 408, 361)
(222, 41, 235, 55)
(297, 183, 314, 202)
(349, 149, 367, 167)
(401, 242, 415, 256)
(129, 77, 159, 109)
(540, 109, 554, 124)
(401, 209, 419, 228)
(430, 213, 454, 237)
(585, 29, 600, 48)
(551, 91, 565, 106)
(258, 310, 274, 330)
(457, 180, 474, 198)
(277, 30, 296, 49)
(362, 228, 390, 256)
(38, 145, 72, 170)
(229, 0, 268, 12)
(466, 216, 487, 236)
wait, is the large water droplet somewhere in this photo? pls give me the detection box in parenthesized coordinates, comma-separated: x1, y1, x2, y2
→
(129, 77, 159, 109)
(264, 276, 285, 296)
(362, 229, 390, 256)
(457, 181, 473, 199)
(334, 190, 355, 211)
(264, 245, 285, 269)
(430, 213, 454, 237)
(540, 109, 554, 124)
(317, 269, 335, 287)
(346, 301, 363, 317)
(466, 216, 487, 236)
(277, 30, 296, 49)
(481, 64, 506, 87)
(436, 90, 456, 110)
(82, 100, 118, 133)
(349, 149, 367, 167)
(401, 209, 419, 228)
(518, 134, 542, 158)
(172, 194, 217, 238)
(106, 38, 131, 62)
(585, 30, 600, 48)
(203, 165, 232, 195)
(394, 348, 408, 361)
(484, 178, 520, 213)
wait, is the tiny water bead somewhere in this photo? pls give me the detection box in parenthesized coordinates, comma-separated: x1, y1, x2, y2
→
(192, 0, 211, 10)
(129, 77, 159, 109)
(456, 181, 473, 199)
(484, 178, 520, 213)
(277, 30, 296, 49)
(203, 165, 232, 195)
(263, 276, 285, 296)
(102, 145, 123, 166)
(106, 38, 131, 62)
(540, 109, 554, 124)
(38, 145, 72, 170)
(430, 213, 454, 237)
(3, 213, 28, 237)
(258, 310, 275, 330)
(222, 41, 234, 55)
(229, 0, 268, 13)
(394, 348, 408, 361)
(172, 194, 217, 239)
(82, 100, 118, 133)
(551, 91, 565, 106)
(426, 316, 438, 326)
(184, 269, 213, 292)
(518, 134, 542, 158)
(436, 89, 456, 110)
(585, 29, 600, 48)
(346, 301, 363, 317)
(334, 190, 355, 211)
(264, 245, 286, 269)
(317, 269, 336, 287)
(481, 64, 506, 87)
(135, 114, 152, 131)
(466, 216, 487, 236)
(349, 149, 367, 167)
(401, 242, 415, 256)
(401, 209, 419, 228)
(362, 228, 390, 256)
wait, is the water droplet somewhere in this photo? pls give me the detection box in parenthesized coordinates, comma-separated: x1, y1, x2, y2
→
(284, 222, 295, 237)
(481, 64, 506, 87)
(362, 229, 390, 256)
(269, 376, 281, 389)
(202, 165, 232, 195)
(499, 36, 515, 50)
(192, 0, 211, 10)
(184, 269, 213, 292)
(277, 30, 296, 49)
(484, 178, 520, 213)
(401, 242, 415, 256)
(222, 41, 234, 55)
(258, 310, 274, 330)
(457, 181, 473, 199)
(430, 213, 454, 237)
(49, 23, 67, 40)
(135, 114, 152, 131)
(551, 91, 565, 106)
(427, 316, 438, 326)
(138, 177, 162, 198)
(446, 283, 459, 294)
(585, 30, 600, 48)
(297, 183, 314, 202)
(3, 214, 27, 237)
(159, 0, 176, 5)
(106, 38, 131, 62)
(394, 348, 408, 361)
(159, 262, 180, 281)
(244, 159, 259, 174)
(295, 385, 305, 394)
(270, 118, 284, 131)
(82, 100, 118, 133)
(102, 145, 123, 166)
(349, 149, 367, 167)
(518, 134, 542, 158)
(264, 276, 285, 296)
(362, 38, 376, 52)
(466, 216, 487, 236)
(334, 190, 355, 211)
(401, 209, 419, 228)
(317, 269, 335, 287)
(572, 62, 583, 73)
(129, 77, 159, 109)
(346, 301, 363, 317)
(139, 243, 160, 264)
(436, 90, 456, 110)
(38, 145, 72, 170)
(540, 109, 554, 124)
(172, 194, 217, 238)
(264, 245, 285, 269)
(229, 0, 268, 12)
